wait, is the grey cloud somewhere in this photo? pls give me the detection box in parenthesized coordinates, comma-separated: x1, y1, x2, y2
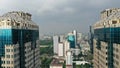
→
(0, 0, 120, 35)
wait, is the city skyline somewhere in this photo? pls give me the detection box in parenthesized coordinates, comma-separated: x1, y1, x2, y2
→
(0, 0, 120, 35)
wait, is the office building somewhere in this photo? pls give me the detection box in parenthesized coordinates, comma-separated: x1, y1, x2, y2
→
(53, 36, 59, 54)
(0, 11, 40, 68)
(93, 8, 120, 68)
(67, 33, 75, 48)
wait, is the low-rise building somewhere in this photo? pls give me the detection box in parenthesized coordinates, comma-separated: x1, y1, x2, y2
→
(66, 65, 73, 68)
(50, 59, 63, 68)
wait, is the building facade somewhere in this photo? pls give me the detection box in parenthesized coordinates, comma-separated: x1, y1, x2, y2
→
(73, 30, 77, 47)
(89, 26, 94, 54)
(53, 36, 59, 54)
(0, 11, 40, 68)
(58, 43, 64, 57)
(1, 44, 20, 68)
(64, 41, 70, 57)
(66, 51, 72, 66)
(93, 8, 120, 68)
(67, 33, 75, 48)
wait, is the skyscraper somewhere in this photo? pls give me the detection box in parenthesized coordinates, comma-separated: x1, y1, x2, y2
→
(66, 50, 72, 67)
(64, 41, 70, 57)
(73, 30, 77, 47)
(93, 8, 120, 68)
(67, 33, 75, 48)
(89, 26, 94, 54)
(67, 30, 78, 48)
(58, 43, 64, 57)
(0, 11, 40, 68)
(59, 35, 65, 43)
(53, 36, 59, 54)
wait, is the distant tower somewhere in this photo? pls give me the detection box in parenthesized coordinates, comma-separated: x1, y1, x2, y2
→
(73, 30, 77, 47)
(67, 33, 75, 48)
(64, 41, 70, 57)
(58, 43, 64, 57)
(53, 36, 59, 54)
(66, 51, 72, 66)
(59, 35, 65, 43)
(77, 33, 82, 42)
(89, 26, 94, 54)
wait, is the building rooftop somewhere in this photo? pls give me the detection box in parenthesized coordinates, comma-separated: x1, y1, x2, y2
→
(50, 59, 63, 66)
(94, 8, 120, 29)
(66, 65, 72, 68)
(0, 11, 38, 29)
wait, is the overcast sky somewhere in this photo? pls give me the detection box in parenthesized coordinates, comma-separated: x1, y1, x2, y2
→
(0, 0, 120, 35)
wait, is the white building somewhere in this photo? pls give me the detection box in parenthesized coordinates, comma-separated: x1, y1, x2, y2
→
(73, 30, 77, 47)
(73, 61, 89, 65)
(66, 51, 72, 66)
(53, 36, 59, 54)
(58, 43, 64, 57)
(64, 41, 70, 57)
(1, 44, 20, 68)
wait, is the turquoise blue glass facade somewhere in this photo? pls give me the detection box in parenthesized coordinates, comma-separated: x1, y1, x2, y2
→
(94, 27, 120, 68)
(67, 35, 75, 48)
(0, 29, 12, 56)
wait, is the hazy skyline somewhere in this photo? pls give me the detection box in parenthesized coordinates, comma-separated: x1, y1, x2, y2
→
(0, 0, 120, 35)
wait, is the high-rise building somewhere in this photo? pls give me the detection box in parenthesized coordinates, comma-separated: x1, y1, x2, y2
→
(66, 50, 72, 67)
(0, 11, 40, 68)
(73, 30, 77, 47)
(67, 30, 78, 48)
(93, 8, 120, 68)
(89, 26, 94, 54)
(64, 41, 70, 57)
(58, 43, 64, 57)
(67, 33, 75, 48)
(53, 36, 59, 54)
(59, 35, 65, 43)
